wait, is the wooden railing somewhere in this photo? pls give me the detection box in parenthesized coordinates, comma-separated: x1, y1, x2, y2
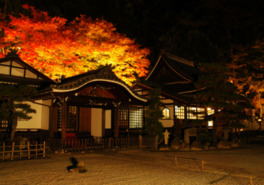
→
(0, 136, 154, 158)
(0, 130, 49, 141)
(0, 141, 46, 161)
(46, 136, 139, 153)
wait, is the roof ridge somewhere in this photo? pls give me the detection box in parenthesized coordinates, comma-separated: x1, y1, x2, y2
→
(165, 52, 195, 67)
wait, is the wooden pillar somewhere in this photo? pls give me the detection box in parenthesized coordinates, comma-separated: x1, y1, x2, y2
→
(212, 108, 218, 144)
(114, 103, 119, 138)
(61, 98, 67, 143)
(49, 106, 53, 138)
(173, 102, 176, 128)
(138, 135, 142, 148)
(102, 109, 106, 137)
(184, 106, 188, 124)
(49, 106, 58, 138)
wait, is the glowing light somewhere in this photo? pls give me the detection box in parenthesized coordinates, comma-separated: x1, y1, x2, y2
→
(162, 108, 170, 119)
(208, 120, 213, 127)
(207, 107, 215, 115)
(0, 4, 150, 86)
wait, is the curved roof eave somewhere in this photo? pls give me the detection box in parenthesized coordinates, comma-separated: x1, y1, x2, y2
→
(51, 79, 148, 103)
(145, 54, 162, 80)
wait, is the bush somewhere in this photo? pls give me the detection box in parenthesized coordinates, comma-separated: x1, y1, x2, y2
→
(197, 132, 210, 145)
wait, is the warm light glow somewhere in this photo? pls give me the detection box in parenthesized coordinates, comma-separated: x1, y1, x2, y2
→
(207, 107, 215, 115)
(0, 5, 150, 85)
(197, 107, 205, 120)
(175, 106, 185, 119)
(187, 107, 205, 120)
(208, 120, 213, 127)
(175, 106, 207, 120)
(162, 108, 170, 119)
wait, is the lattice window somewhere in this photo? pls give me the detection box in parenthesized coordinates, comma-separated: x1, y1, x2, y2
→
(57, 107, 62, 131)
(175, 106, 185, 119)
(175, 105, 213, 122)
(118, 107, 143, 129)
(197, 107, 206, 120)
(0, 120, 8, 128)
(57, 106, 78, 131)
(187, 107, 197, 119)
(187, 107, 206, 120)
(162, 108, 170, 119)
(118, 108, 129, 129)
(67, 106, 77, 131)
(129, 107, 143, 129)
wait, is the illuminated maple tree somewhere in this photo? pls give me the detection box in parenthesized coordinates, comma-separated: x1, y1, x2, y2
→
(228, 41, 264, 110)
(0, 5, 150, 85)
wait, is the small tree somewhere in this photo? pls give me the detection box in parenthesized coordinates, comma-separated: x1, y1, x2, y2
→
(0, 84, 36, 141)
(144, 88, 164, 141)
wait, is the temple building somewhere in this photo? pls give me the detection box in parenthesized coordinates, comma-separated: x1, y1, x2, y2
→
(132, 52, 214, 138)
(0, 52, 217, 144)
(0, 56, 147, 141)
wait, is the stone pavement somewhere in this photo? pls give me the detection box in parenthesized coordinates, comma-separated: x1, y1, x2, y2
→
(1, 145, 264, 185)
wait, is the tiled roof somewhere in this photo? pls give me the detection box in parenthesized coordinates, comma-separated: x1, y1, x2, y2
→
(43, 65, 147, 103)
(144, 53, 200, 94)
(50, 65, 124, 90)
(163, 53, 200, 82)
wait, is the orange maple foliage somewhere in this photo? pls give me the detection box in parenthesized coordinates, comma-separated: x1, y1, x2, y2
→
(0, 5, 150, 85)
(228, 41, 264, 110)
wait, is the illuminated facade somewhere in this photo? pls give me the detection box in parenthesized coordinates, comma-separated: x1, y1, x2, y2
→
(0, 56, 147, 140)
(132, 52, 214, 137)
(0, 53, 215, 141)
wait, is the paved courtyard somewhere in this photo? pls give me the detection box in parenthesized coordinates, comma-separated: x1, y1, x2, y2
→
(0, 144, 264, 185)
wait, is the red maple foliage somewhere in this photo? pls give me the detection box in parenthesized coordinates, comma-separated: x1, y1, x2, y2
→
(0, 5, 150, 85)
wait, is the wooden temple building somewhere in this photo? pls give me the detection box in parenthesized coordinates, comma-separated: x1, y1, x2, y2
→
(0, 56, 147, 141)
(132, 52, 214, 137)
(0, 52, 214, 144)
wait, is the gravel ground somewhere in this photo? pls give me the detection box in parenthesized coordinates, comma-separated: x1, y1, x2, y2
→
(0, 144, 264, 185)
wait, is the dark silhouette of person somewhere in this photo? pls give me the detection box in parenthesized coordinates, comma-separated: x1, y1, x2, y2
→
(67, 157, 87, 173)
(67, 157, 78, 172)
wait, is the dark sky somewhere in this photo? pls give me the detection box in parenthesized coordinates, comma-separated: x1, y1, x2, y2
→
(19, 0, 199, 58)
(3, 0, 264, 63)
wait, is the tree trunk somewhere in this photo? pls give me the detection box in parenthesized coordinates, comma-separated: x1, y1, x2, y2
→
(61, 99, 67, 150)
(114, 105, 119, 138)
(8, 100, 16, 141)
(9, 119, 17, 141)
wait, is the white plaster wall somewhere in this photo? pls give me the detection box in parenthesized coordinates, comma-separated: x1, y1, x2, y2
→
(17, 100, 51, 130)
(91, 108, 102, 137)
(105, 110, 112, 129)
(41, 100, 51, 130)
(161, 99, 174, 104)
(160, 119, 174, 128)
